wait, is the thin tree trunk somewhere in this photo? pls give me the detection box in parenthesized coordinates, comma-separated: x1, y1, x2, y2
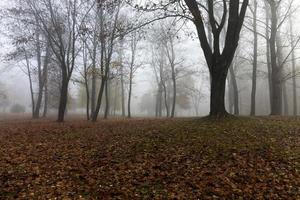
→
(104, 76, 110, 119)
(161, 81, 169, 117)
(265, 9, 273, 112)
(120, 37, 125, 117)
(250, 0, 258, 116)
(229, 65, 239, 115)
(33, 28, 43, 119)
(282, 83, 289, 115)
(25, 50, 35, 117)
(91, 37, 97, 117)
(171, 67, 176, 118)
(43, 79, 48, 117)
(289, 15, 297, 115)
(128, 68, 133, 118)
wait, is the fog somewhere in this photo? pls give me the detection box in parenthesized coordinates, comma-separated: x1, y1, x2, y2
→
(0, 0, 299, 120)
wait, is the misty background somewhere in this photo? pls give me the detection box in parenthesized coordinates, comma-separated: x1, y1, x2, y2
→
(0, 0, 299, 119)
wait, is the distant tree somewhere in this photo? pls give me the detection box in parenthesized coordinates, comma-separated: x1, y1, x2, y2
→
(10, 104, 26, 113)
(0, 83, 9, 113)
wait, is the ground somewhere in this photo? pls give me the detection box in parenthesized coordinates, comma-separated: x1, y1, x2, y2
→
(0, 116, 299, 199)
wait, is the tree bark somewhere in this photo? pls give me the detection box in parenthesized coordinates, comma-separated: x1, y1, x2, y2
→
(120, 37, 125, 117)
(210, 66, 228, 117)
(128, 67, 133, 118)
(171, 67, 176, 118)
(183, 0, 248, 117)
(269, 0, 282, 115)
(33, 28, 43, 119)
(104, 77, 110, 119)
(155, 84, 163, 117)
(24, 50, 35, 117)
(289, 15, 297, 115)
(276, 32, 288, 115)
(91, 37, 97, 117)
(43, 79, 48, 117)
(250, 0, 258, 116)
(265, 7, 273, 112)
(229, 65, 239, 115)
(57, 73, 69, 122)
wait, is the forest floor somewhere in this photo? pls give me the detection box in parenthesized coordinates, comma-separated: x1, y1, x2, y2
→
(0, 116, 300, 199)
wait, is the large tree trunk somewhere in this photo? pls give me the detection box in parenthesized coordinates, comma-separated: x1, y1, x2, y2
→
(57, 74, 69, 122)
(250, 0, 258, 116)
(92, 77, 105, 122)
(210, 67, 228, 117)
(276, 32, 288, 116)
(33, 83, 43, 118)
(269, 1, 282, 115)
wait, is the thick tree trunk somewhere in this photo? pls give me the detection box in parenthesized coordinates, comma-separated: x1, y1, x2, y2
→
(33, 85, 43, 119)
(270, 67, 282, 115)
(276, 32, 288, 116)
(269, 1, 282, 115)
(209, 67, 228, 117)
(92, 77, 105, 122)
(57, 75, 69, 122)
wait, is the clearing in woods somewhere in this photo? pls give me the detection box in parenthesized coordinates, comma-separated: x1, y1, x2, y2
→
(0, 117, 299, 199)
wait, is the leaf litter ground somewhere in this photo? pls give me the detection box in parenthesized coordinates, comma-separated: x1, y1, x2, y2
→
(0, 117, 299, 199)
